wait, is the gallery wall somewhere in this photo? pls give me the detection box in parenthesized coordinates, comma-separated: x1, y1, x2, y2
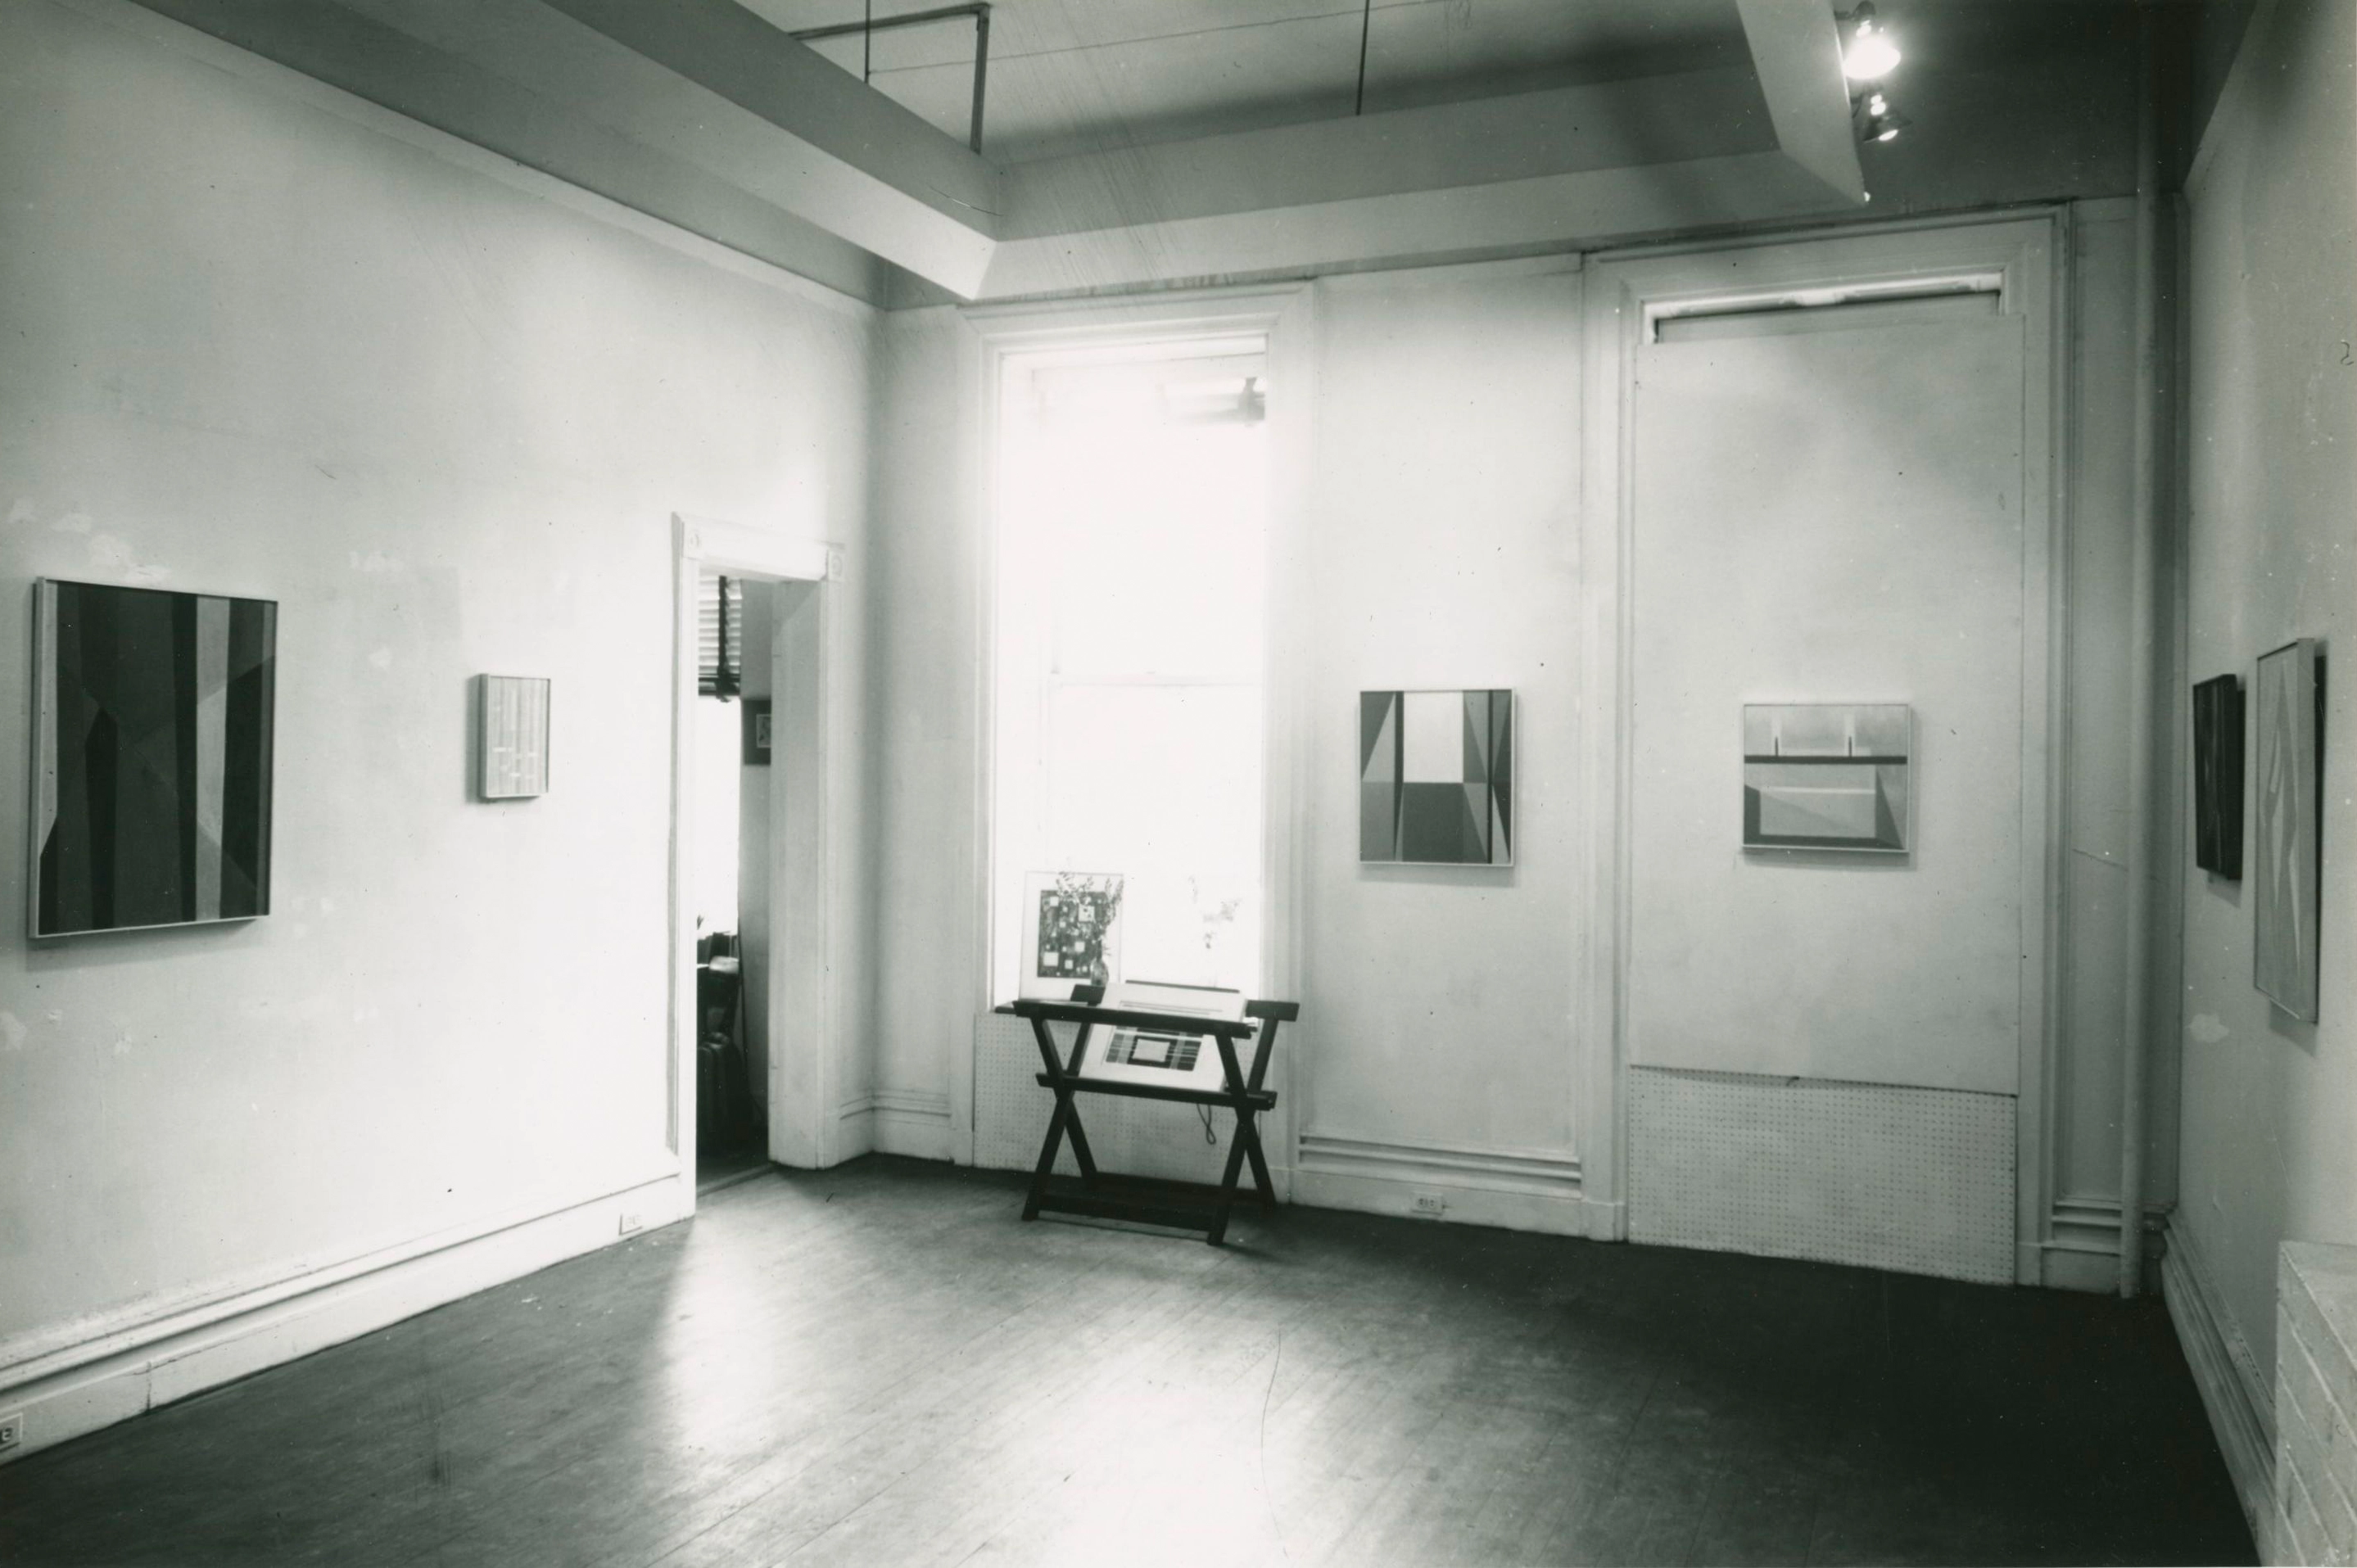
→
(867, 219, 2153, 1254)
(0, 0, 873, 1407)
(2174, 0, 2357, 1417)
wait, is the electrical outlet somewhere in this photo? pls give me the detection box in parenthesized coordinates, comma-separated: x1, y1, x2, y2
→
(0, 1412, 25, 1453)
(618, 1209, 645, 1236)
(1411, 1193, 1447, 1218)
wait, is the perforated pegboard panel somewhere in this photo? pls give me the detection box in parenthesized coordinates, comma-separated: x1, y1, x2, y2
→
(973, 1011, 1244, 1187)
(1628, 1066, 2014, 1285)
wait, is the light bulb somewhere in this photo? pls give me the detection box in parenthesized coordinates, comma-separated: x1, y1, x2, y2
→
(1844, 17, 1902, 79)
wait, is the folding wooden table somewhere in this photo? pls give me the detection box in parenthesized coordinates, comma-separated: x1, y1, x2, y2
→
(1009, 989, 1297, 1245)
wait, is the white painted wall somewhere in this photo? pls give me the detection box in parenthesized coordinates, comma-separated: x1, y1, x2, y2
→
(1293, 262, 1584, 1164)
(1625, 305, 2030, 1096)
(2175, 0, 2357, 1393)
(0, 0, 871, 1390)
(869, 219, 2151, 1254)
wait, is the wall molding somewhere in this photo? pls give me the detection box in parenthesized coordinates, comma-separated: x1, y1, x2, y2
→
(837, 1090, 955, 1161)
(2164, 1219, 2276, 1549)
(1292, 1130, 1588, 1237)
(2039, 1195, 2169, 1293)
(0, 1169, 689, 1464)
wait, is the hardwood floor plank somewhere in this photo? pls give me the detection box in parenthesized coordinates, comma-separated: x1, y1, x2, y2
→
(0, 1159, 2253, 1568)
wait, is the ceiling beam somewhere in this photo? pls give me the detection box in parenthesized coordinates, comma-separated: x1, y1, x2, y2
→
(1735, 0, 1869, 206)
(126, 0, 1002, 296)
(977, 151, 1855, 301)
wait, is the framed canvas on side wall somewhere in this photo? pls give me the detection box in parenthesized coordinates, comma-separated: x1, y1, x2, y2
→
(2253, 639, 2324, 1022)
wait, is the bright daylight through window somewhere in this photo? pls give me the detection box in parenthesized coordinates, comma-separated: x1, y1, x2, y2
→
(992, 336, 1272, 1005)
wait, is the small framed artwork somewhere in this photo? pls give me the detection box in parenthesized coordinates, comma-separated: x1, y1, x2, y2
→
(2192, 673, 2245, 879)
(477, 675, 550, 800)
(742, 698, 772, 766)
(31, 578, 277, 938)
(1359, 689, 1513, 865)
(2253, 639, 2324, 1022)
(1018, 871, 1124, 1000)
(1742, 703, 1911, 853)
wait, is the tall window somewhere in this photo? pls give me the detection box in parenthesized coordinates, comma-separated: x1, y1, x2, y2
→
(992, 337, 1272, 1001)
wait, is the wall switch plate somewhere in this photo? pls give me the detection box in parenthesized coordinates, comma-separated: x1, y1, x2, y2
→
(618, 1210, 645, 1236)
(1411, 1193, 1447, 1217)
(0, 1412, 24, 1453)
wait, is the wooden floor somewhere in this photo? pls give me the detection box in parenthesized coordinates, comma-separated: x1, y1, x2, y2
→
(0, 1158, 2252, 1567)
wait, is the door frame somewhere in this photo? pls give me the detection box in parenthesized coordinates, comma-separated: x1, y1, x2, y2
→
(1577, 211, 2065, 1277)
(669, 513, 846, 1174)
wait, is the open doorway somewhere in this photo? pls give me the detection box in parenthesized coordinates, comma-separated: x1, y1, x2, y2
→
(692, 568, 771, 1190)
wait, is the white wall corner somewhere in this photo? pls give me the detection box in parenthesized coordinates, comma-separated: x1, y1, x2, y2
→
(2162, 1219, 2277, 1549)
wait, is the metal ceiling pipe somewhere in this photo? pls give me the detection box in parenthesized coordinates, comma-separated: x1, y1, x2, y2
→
(786, 2, 993, 154)
(2119, 1, 2163, 1301)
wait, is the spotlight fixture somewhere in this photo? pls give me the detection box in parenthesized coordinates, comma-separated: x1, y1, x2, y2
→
(1840, 2, 1902, 80)
(1861, 105, 1911, 143)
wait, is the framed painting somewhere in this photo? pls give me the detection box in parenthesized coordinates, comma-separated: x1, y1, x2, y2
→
(1018, 871, 1124, 1000)
(1742, 703, 1911, 853)
(1359, 689, 1513, 865)
(2192, 672, 2245, 879)
(477, 674, 550, 800)
(2253, 639, 2324, 1021)
(31, 577, 277, 938)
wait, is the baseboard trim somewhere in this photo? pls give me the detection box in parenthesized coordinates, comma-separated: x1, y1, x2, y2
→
(835, 1091, 954, 1162)
(1293, 1131, 1586, 1236)
(0, 1169, 690, 1465)
(2163, 1218, 2276, 1555)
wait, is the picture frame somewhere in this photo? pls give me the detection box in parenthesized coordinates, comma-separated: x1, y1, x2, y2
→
(1741, 703, 1912, 854)
(742, 697, 772, 766)
(2192, 672, 2245, 879)
(2253, 639, 2324, 1022)
(1018, 871, 1124, 1000)
(31, 577, 278, 938)
(1359, 689, 1513, 865)
(477, 674, 550, 800)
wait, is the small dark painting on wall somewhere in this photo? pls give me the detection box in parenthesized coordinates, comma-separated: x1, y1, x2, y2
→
(30, 578, 277, 938)
(2192, 672, 2245, 879)
(742, 697, 772, 766)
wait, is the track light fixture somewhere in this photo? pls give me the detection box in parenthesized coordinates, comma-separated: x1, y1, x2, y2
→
(1839, 3, 1902, 80)
(1839, 7, 1909, 147)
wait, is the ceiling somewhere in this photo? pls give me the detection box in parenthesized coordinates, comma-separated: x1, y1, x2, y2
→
(737, 0, 1750, 163)
(121, 0, 2169, 306)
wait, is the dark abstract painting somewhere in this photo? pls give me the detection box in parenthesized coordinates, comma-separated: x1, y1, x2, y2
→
(32, 578, 276, 938)
(1359, 689, 1513, 865)
(2192, 672, 2245, 879)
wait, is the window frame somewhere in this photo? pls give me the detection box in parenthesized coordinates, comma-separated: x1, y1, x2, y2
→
(966, 287, 1312, 1092)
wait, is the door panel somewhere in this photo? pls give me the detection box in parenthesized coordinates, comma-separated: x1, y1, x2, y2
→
(1626, 314, 2029, 1096)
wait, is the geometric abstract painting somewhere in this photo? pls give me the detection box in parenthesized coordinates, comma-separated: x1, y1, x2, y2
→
(1742, 703, 1911, 853)
(31, 577, 276, 938)
(477, 674, 550, 800)
(2254, 639, 2323, 1022)
(1359, 689, 1513, 865)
